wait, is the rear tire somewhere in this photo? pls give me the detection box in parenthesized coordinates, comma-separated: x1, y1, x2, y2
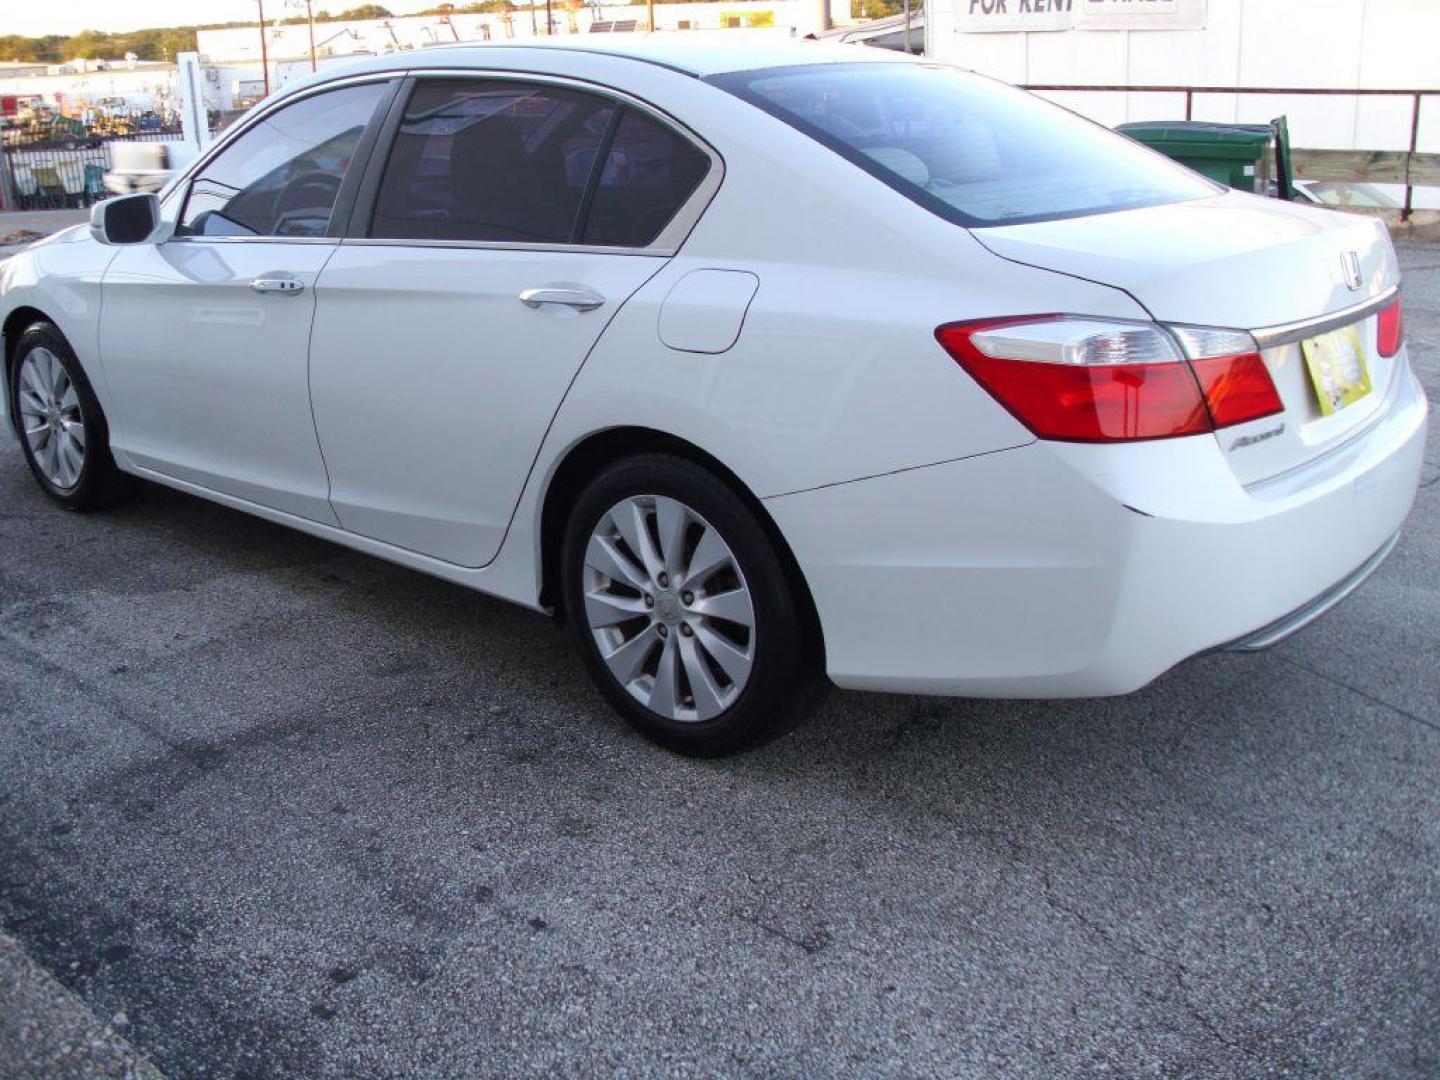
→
(561, 453, 825, 756)
(8, 321, 133, 511)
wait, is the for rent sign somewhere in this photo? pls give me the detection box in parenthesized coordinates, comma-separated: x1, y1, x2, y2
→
(956, 0, 1204, 32)
(956, 0, 1073, 33)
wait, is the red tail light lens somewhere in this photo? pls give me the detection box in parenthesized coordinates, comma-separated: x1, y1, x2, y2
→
(1377, 295, 1403, 357)
(936, 317, 1211, 443)
(1189, 352, 1285, 428)
(1168, 326, 1283, 429)
(937, 317, 1286, 443)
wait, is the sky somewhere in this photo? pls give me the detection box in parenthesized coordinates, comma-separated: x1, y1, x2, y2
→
(4, 0, 443, 37)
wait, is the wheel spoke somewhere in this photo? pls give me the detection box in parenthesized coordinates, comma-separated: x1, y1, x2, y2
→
(584, 533, 649, 593)
(62, 419, 85, 449)
(46, 353, 67, 398)
(681, 526, 732, 591)
(59, 384, 79, 412)
(18, 389, 47, 419)
(584, 589, 648, 628)
(37, 434, 59, 480)
(691, 587, 753, 628)
(654, 496, 689, 577)
(59, 433, 84, 480)
(612, 499, 665, 582)
(693, 623, 753, 686)
(54, 442, 72, 487)
(647, 633, 682, 717)
(601, 623, 660, 686)
(678, 634, 727, 720)
(22, 360, 51, 404)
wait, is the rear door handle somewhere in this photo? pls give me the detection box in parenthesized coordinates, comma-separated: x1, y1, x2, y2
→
(249, 277, 305, 295)
(518, 287, 605, 312)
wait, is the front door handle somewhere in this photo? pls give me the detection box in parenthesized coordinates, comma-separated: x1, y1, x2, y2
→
(249, 277, 305, 295)
(518, 287, 605, 312)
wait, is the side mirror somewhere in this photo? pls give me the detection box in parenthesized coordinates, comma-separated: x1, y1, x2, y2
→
(90, 193, 167, 245)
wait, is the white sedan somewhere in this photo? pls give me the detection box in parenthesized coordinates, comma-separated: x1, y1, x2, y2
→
(0, 40, 1426, 755)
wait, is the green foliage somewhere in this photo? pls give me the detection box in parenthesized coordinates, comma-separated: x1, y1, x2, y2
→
(0, 35, 64, 63)
(0, 26, 210, 63)
(332, 4, 395, 17)
(0, 5, 414, 64)
(852, 0, 915, 17)
(414, 2, 519, 12)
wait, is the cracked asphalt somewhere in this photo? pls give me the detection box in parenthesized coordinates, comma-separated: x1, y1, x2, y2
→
(1, 245, 1437, 1078)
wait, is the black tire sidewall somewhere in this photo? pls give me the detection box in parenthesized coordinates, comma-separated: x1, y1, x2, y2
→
(9, 322, 119, 510)
(560, 454, 817, 756)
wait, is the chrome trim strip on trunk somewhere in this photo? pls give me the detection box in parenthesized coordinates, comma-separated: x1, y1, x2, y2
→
(1220, 530, 1400, 652)
(1250, 285, 1400, 349)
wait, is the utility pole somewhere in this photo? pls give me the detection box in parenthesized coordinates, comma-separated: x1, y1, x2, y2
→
(647, 0, 655, 31)
(306, 0, 318, 72)
(546, 0, 553, 34)
(257, 0, 271, 95)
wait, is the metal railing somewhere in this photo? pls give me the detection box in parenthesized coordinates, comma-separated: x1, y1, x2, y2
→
(1, 129, 182, 210)
(1020, 84, 1436, 222)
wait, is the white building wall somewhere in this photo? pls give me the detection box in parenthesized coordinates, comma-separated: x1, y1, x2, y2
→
(928, 0, 1440, 205)
(0, 65, 189, 115)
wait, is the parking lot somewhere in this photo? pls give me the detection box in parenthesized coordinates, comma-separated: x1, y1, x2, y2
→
(0, 243, 1436, 1077)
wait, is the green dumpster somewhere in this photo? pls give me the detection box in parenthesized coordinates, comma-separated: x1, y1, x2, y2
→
(1115, 121, 1274, 193)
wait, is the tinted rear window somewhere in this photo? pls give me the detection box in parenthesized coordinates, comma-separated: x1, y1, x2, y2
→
(710, 63, 1216, 227)
(372, 80, 615, 244)
(582, 110, 710, 247)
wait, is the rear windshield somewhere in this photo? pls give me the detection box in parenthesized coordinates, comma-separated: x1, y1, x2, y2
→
(709, 63, 1217, 227)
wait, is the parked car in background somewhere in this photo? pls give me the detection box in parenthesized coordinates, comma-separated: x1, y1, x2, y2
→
(102, 139, 198, 196)
(1, 41, 1426, 755)
(1294, 180, 1401, 209)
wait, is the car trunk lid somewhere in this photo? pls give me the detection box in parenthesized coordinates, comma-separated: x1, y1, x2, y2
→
(973, 191, 1402, 485)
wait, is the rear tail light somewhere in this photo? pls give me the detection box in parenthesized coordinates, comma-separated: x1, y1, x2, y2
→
(1168, 325, 1284, 429)
(936, 316, 1282, 443)
(1377, 295, 1403, 357)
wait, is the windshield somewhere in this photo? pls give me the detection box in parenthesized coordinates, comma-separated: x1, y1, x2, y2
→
(709, 63, 1217, 227)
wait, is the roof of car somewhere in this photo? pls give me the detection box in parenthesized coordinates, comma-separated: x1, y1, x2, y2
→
(330, 35, 916, 80)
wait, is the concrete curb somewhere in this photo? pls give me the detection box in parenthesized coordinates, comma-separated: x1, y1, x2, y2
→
(0, 933, 165, 1080)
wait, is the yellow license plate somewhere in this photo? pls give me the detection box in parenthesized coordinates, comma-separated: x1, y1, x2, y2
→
(1301, 325, 1371, 416)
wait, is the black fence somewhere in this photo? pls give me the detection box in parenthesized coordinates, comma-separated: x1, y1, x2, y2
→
(1, 129, 182, 211)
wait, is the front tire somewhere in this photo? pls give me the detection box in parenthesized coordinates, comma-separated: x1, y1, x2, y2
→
(8, 321, 132, 510)
(561, 454, 825, 757)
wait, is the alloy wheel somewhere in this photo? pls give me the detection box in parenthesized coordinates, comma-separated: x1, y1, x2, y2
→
(16, 347, 86, 490)
(582, 494, 757, 722)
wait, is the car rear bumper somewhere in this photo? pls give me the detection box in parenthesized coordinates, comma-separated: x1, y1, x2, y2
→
(765, 364, 1428, 698)
(1218, 529, 1400, 653)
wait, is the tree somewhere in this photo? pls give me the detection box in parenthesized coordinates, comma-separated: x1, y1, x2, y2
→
(0, 35, 48, 62)
(852, 0, 912, 17)
(333, 4, 394, 18)
(0, 27, 198, 63)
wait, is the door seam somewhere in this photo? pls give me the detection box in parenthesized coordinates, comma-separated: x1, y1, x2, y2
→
(305, 243, 345, 523)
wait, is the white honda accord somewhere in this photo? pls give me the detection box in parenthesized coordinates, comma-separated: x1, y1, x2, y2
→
(1, 40, 1426, 755)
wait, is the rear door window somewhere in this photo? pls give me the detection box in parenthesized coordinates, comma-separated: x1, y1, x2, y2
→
(371, 80, 616, 244)
(581, 109, 711, 247)
(368, 79, 711, 247)
(710, 63, 1216, 227)
(179, 82, 389, 238)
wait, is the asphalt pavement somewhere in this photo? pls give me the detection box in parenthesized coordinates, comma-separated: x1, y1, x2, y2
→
(0, 245, 1437, 1078)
